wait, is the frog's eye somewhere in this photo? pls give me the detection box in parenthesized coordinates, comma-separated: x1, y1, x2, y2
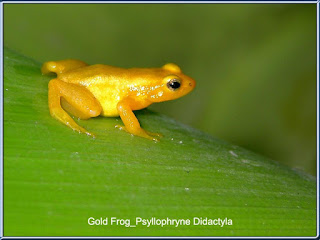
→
(167, 78, 181, 91)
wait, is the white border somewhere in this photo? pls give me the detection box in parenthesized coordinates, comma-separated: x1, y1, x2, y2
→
(0, 1, 318, 239)
(0, 1, 318, 3)
(1, 0, 3, 239)
(316, 1, 319, 239)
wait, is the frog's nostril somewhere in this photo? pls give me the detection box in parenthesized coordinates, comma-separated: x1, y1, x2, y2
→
(190, 80, 196, 88)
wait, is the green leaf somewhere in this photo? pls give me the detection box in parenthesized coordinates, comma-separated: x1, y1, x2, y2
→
(4, 47, 316, 237)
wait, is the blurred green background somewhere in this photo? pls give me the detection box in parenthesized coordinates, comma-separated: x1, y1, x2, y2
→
(4, 4, 317, 175)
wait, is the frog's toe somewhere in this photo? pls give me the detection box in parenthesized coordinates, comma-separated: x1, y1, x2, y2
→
(144, 133, 160, 142)
(74, 125, 95, 138)
(115, 124, 128, 132)
(144, 131, 160, 141)
(61, 116, 95, 138)
(115, 125, 160, 142)
(140, 133, 159, 142)
(133, 129, 161, 141)
(145, 130, 163, 138)
(84, 130, 96, 138)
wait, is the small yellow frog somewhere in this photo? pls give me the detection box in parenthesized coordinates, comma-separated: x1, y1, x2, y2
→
(41, 59, 196, 141)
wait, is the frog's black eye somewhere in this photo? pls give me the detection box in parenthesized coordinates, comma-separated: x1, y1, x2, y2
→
(167, 78, 181, 91)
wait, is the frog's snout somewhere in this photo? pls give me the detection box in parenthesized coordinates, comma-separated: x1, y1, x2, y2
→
(180, 78, 196, 98)
(186, 78, 196, 91)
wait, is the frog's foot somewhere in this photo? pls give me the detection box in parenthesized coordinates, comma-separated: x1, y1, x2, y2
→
(115, 125, 160, 142)
(55, 110, 95, 137)
(145, 130, 163, 138)
(50, 106, 96, 138)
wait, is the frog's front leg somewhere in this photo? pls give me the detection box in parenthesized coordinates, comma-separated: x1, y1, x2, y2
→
(116, 98, 161, 141)
(48, 79, 102, 137)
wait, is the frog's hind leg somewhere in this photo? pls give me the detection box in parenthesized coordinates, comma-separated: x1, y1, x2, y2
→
(48, 79, 102, 137)
(41, 59, 88, 75)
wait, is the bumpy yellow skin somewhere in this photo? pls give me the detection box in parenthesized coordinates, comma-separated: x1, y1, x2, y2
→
(41, 59, 196, 141)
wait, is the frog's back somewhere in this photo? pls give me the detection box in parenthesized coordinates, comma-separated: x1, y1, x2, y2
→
(58, 64, 126, 84)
